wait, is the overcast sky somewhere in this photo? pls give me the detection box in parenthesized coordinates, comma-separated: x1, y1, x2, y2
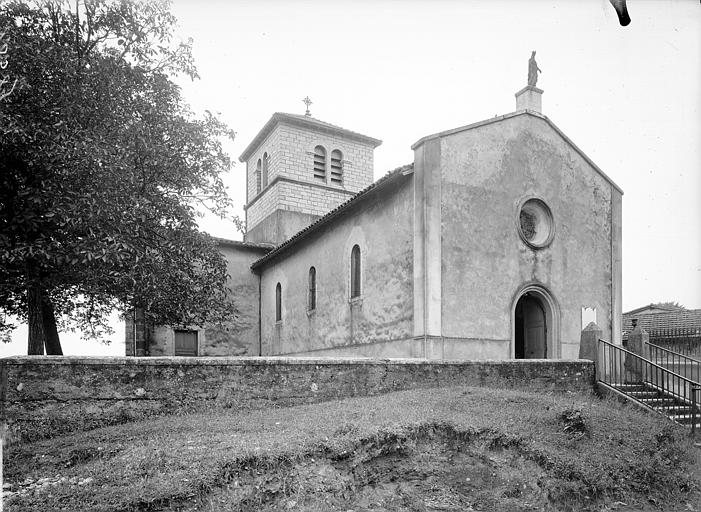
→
(3, 0, 700, 356)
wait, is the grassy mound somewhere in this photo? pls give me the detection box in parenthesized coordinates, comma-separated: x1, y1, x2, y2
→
(3, 386, 700, 511)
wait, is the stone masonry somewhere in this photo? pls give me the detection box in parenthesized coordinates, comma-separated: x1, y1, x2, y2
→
(1, 356, 595, 443)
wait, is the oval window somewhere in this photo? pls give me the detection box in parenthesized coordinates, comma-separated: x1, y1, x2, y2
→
(518, 198, 554, 248)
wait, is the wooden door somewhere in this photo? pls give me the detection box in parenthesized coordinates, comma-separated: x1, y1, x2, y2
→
(523, 298, 546, 358)
(174, 330, 198, 356)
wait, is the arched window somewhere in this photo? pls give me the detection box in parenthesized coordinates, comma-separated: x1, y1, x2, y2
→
(313, 145, 326, 181)
(308, 267, 316, 311)
(330, 150, 343, 184)
(350, 245, 361, 298)
(262, 152, 269, 188)
(255, 158, 262, 193)
(275, 282, 282, 322)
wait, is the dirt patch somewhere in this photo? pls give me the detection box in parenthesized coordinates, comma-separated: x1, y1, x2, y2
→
(175, 425, 578, 512)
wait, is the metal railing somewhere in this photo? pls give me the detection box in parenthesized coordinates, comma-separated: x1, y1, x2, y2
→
(694, 386, 701, 436)
(649, 328, 701, 360)
(647, 342, 700, 387)
(599, 339, 700, 434)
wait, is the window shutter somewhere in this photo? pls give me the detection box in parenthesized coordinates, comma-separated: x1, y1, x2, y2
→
(262, 152, 269, 187)
(313, 145, 326, 180)
(330, 150, 343, 184)
(256, 159, 262, 193)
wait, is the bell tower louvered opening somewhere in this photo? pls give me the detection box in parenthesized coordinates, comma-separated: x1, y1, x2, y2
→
(330, 149, 343, 184)
(313, 145, 326, 181)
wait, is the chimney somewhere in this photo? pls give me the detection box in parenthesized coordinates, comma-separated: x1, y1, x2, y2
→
(515, 85, 544, 113)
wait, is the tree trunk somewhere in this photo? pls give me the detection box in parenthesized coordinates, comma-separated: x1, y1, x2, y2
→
(42, 293, 63, 355)
(27, 284, 46, 355)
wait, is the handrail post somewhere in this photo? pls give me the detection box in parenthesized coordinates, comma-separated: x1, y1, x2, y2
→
(580, 322, 602, 378)
(693, 385, 699, 437)
(627, 320, 649, 383)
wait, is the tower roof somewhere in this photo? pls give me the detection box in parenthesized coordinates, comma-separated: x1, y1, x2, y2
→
(239, 112, 382, 162)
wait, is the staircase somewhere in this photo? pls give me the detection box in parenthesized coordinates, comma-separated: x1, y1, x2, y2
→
(599, 339, 701, 433)
(611, 382, 700, 429)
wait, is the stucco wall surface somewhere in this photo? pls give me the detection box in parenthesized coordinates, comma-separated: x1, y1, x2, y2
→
(139, 245, 266, 357)
(0, 356, 595, 443)
(438, 114, 615, 357)
(259, 174, 414, 355)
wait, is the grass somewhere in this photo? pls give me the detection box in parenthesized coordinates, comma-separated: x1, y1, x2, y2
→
(3, 385, 701, 511)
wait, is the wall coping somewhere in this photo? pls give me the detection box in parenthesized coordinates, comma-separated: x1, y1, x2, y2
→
(0, 356, 593, 367)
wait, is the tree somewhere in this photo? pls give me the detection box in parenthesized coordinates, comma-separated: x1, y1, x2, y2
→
(0, 0, 240, 354)
(650, 302, 686, 311)
(0, 28, 18, 101)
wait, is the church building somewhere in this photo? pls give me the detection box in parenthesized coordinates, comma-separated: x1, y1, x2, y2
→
(126, 80, 623, 360)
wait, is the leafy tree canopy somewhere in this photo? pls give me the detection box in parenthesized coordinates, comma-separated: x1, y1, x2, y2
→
(649, 302, 686, 311)
(0, 0, 240, 354)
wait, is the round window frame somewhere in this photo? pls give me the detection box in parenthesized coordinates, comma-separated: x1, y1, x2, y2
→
(516, 197, 555, 249)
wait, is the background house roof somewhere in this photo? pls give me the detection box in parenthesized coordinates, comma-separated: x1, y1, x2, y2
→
(622, 309, 701, 338)
(623, 303, 686, 316)
(213, 237, 273, 251)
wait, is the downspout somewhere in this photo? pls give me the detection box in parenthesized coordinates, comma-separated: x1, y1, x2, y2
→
(423, 172, 428, 359)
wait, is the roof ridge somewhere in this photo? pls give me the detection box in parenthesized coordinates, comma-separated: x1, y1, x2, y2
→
(240, 112, 382, 162)
(212, 236, 274, 250)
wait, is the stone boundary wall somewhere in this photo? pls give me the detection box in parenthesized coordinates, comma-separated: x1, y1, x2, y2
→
(0, 356, 595, 443)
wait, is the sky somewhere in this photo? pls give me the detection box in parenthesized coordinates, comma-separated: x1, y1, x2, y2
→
(2, 0, 700, 357)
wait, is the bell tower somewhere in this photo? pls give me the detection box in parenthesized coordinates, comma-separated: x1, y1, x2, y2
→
(239, 107, 382, 245)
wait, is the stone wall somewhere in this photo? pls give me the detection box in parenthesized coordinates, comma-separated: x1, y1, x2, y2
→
(245, 121, 376, 242)
(0, 356, 595, 443)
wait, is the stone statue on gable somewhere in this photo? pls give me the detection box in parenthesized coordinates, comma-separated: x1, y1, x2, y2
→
(528, 51, 541, 87)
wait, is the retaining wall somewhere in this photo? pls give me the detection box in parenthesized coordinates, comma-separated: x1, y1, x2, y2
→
(0, 356, 595, 443)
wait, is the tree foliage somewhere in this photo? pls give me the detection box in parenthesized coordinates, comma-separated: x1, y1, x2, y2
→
(0, 0, 239, 354)
(650, 302, 686, 311)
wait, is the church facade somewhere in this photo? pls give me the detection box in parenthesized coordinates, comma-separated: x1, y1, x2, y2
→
(126, 84, 623, 360)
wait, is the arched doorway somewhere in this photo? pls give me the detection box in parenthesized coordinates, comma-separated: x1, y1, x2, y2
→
(515, 293, 547, 358)
(512, 285, 559, 359)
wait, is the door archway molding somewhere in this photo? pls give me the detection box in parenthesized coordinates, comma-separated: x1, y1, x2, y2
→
(510, 282, 560, 359)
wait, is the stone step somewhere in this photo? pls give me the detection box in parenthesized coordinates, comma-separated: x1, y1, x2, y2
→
(628, 391, 661, 398)
(647, 404, 692, 411)
(656, 409, 694, 419)
(612, 384, 648, 393)
(669, 414, 701, 425)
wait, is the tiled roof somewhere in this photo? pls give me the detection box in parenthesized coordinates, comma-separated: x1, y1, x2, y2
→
(212, 237, 274, 251)
(622, 303, 686, 316)
(251, 163, 414, 270)
(239, 112, 382, 162)
(622, 309, 701, 338)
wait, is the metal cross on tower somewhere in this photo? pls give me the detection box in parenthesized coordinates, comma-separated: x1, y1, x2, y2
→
(302, 96, 312, 117)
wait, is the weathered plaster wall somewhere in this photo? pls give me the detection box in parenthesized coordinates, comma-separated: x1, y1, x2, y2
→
(435, 113, 616, 358)
(134, 244, 267, 357)
(0, 356, 595, 443)
(259, 174, 414, 356)
(245, 209, 321, 246)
